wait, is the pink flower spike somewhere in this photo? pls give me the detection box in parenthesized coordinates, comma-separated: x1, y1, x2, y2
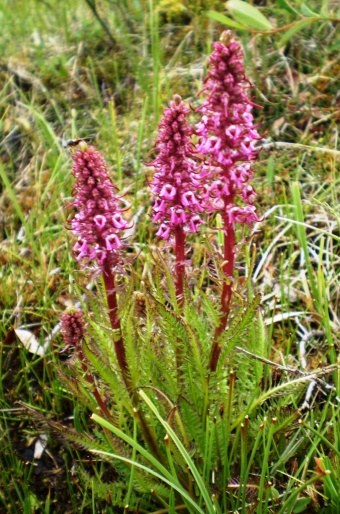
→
(196, 30, 263, 224)
(181, 191, 196, 207)
(153, 198, 167, 214)
(160, 184, 177, 201)
(148, 94, 206, 239)
(170, 207, 187, 226)
(112, 213, 128, 229)
(61, 308, 87, 349)
(105, 233, 122, 251)
(69, 144, 128, 269)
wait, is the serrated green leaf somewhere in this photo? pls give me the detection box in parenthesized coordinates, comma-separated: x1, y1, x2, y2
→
(82, 340, 121, 393)
(156, 301, 188, 343)
(250, 310, 267, 383)
(206, 10, 246, 31)
(154, 249, 179, 312)
(226, 0, 273, 30)
(197, 290, 220, 327)
(19, 402, 110, 454)
(183, 321, 206, 379)
(217, 294, 262, 355)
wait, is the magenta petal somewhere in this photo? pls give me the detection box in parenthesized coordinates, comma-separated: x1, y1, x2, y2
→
(156, 224, 171, 240)
(160, 184, 176, 200)
(94, 215, 107, 230)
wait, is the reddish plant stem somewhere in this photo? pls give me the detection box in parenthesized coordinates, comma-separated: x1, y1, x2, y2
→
(102, 258, 129, 381)
(101, 259, 164, 463)
(174, 226, 185, 309)
(174, 226, 185, 380)
(77, 348, 113, 422)
(209, 199, 236, 372)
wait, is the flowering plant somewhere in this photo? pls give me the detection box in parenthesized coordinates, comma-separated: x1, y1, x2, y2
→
(23, 32, 305, 513)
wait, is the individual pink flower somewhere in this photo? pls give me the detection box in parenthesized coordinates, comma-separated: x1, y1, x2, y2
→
(70, 144, 129, 267)
(148, 94, 205, 240)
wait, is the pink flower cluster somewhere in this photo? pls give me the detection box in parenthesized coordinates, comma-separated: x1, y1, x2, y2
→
(61, 308, 86, 348)
(148, 94, 205, 240)
(70, 145, 128, 267)
(149, 33, 262, 241)
(196, 31, 262, 224)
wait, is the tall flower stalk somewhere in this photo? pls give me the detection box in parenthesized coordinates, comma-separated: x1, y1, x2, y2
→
(196, 31, 262, 372)
(149, 94, 205, 308)
(70, 142, 130, 384)
(69, 142, 163, 461)
(148, 95, 207, 381)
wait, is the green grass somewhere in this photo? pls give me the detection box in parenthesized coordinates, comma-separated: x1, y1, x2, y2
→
(1, 0, 340, 512)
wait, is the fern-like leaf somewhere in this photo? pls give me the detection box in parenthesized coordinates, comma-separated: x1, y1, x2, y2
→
(18, 402, 111, 455)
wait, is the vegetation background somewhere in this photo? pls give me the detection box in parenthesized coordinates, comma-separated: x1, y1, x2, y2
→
(0, 0, 339, 513)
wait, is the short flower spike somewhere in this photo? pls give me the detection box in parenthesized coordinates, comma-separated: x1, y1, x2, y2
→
(149, 94, 205, 240)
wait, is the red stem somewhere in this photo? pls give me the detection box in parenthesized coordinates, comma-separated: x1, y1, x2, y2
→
(77, 349, 113, 422)
(101, 258, 164, 463)
(174, 226, 185, 309)
(174, 226, 185, 380)
(209, 202, 236, 372)
(102, 258, 129, 380)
